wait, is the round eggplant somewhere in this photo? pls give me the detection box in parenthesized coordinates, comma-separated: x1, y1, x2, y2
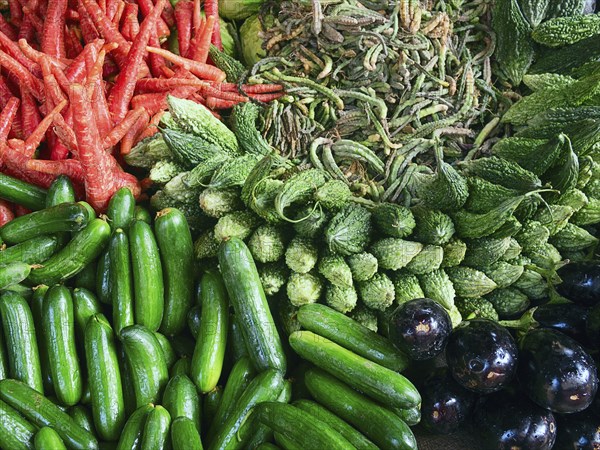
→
(388, 298, 452, 360)
(446, 319, 518, 393)
(475, 392, 557, 450)
(518, 328, 598, 414)
(555, 411, 600, 450)
(420, 368, 477, 434)
(532, 303, 589, 346)
(586, 302, 600, 349)
(556, 261, 600, 307)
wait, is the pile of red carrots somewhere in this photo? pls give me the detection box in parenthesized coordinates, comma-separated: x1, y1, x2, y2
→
(0, 0, 284, 212)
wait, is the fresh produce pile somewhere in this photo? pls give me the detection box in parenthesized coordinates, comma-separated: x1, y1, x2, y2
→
(0, 0, 600, 449)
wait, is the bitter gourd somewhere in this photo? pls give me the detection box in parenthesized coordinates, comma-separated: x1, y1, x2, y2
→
(532, 13, 600, 47)
(446, 267, 498, 298)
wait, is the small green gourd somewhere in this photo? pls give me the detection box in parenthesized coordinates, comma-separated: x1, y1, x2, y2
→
(486, 288, 530, 318)
(441, 238, 467, 268)
(357, 273, 395, 311)
(198, 188, 242, 218)
(318, 255, 354, 288)
(463, 237, 512, 267)
(346, 252, 379, 282)
(370, 238, 423, 271)
(480, 261, 525, 289)
(411, 207, 455, 246)
(286, 272, 323, 307)
(418, 269, 456, 310)
(372, 203, 416, 238)
(405, 245, 444, 275)
(258, 263, 289, 296)
(285, 237, 319, 274)
(325, 205, 373, 256)
(455, 297, 499, 321)
(392, 272, 425, 305)
(248, 225, 287, 263)
(446, 267, 498, 298)
(325, 284, 358, 314)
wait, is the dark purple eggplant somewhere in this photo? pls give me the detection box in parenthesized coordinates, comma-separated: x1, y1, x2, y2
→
(555, 411, 600, 450)
(420, 368, 477, 434)
(388, 298, 452, 360)
(474, 392, 557, 450)
(556, 261, 600, 307)
(518, 328, 598, 414)
(532, 303, 590, 346)
(445, 319, 518, 393)
(585, 302, 600, 349)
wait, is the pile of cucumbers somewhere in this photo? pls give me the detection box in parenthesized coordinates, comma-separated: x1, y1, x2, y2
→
(0, 173, 421, 450)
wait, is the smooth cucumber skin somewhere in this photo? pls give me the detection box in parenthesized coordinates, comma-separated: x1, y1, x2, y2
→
(289, 330, 421, 409)
(77, 202, 97, 222)
(305, 368, 417, 450)
(115, 404, 153, 450)
(155, 208, 195, 336)
(117, 346, 137, 417)
(73, 261, 97, 292)
(84, 314, 126, 441)
(27, 219, 111, 286)
(46, 175, 76, 207)
(96, 250, 112, 306)
(69, 405, 97, 434)
(218, 238, 286, 373)
(203, 386, 222, 434)
(0, 292, 43, 393)
(0, 398, 36, 450)
(162, 374, 201, 433)
(0, 172, 47, 211)
(129, 220, 164, 331)
(154, 332, 177, 369)
(34, 427, 67, 450)
(0, 262, 31, 289)
(0, 379, 99, 450)
(120, 325, 169, 408)
(72, 288, 103, 343)
(42, 286, 83, 406)
(171, 416, 203, 450)
(25, 286, 53, 395)
(108, 230, 134, 336)
(0, 313, 8, 380)
(244, 380, 292, 449)
(170, 357, 191, 377)
(140, 405, 171, 450)
(0, 235, 61, 266)
(191, 270, 229, 393)
(107, 188, 135, 231)
(133, 205, 152, 224)
(187, 306, 201, 339)
(256, 444, 281, 450)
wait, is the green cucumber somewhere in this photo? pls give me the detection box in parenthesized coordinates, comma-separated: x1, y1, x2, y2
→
(203, 386, 222, 433)
(162, 374, 201, 433)
(84, 314, 126, 441)
(229, 314, 249, 361)
(42, 285, 82, 406)
(274, 433, 302, 450)
(121, 325, 169, 408)
(0, 173, 46, 210)
(293, 400, 378, 450)
(115, 404, 153, 450)
(0, 262, 32, 290)
(253, 402, 354, 450)
(218, 238, 286, 373)
(30, 286, 52, 394)
(0, 203, 89, 244)
(256, 444, 280, 450)
(392, 406, 421, 427)
(2, 282, 33, 300)
(34, 427, 67, 450)
(80, 382, 91, 405)
(0, 292, 43, 392)
(118, 346, 137, 417)
(170, 357, 191, 377)
(72, 288, 103, 343)
(208, 369, 285, 450)
(171, 416, 203, 450)
(155, 208, 195, 336)
(0, 311, 8, 380)
(134, 205, 152, 224)
(27, 219, 111, 286)
(107, 188, 135, 231)
(96, 250, 112, 305)
(191, 270, 229, 393)
(154, 332, 177, 369)
(68, 405, 96, 434)
(77, 202, 96, 222)
(187, 306, 201, 339)
(73, 261, 97, 292)
(244, 380, 292, 449)
(129, 220, 164, 331)
(0, 398, 36, 450)
(0, 235, 61, 266)
(169, 334, 195, 358)
(305, 368, 417, 450)
(290, 330, 420, 409)
(46, 176, 76, 207)
(108, 230, 134, 336)
(140, 405, 171, 450)
(0, 379, 98, 450)
(297, 304, 409, 371)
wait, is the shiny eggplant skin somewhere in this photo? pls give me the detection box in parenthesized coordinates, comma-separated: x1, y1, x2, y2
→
(556, 261, 600, 307)
(420, 368, 477, 434)
(585, 302, 600, 349)
(445, 319, 518, 393)
(474, 392, 557, 450)
(388, 298, 452, 360)
(533, 303, 590, 346)
(518, 329, 598, 414)
(555, 411, 600, 450)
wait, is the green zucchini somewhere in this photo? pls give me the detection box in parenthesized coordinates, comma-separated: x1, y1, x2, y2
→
(305, 368, 417, 450)
(108, 229, 134, 336)
(218, 238, 286, 373)
(46, 176, 76, 208)
(0, 262, 32, 290)
(0, 172, 46, 211)
(27, 218, 111, 286)
(162, 374, 201, 433)
(68, 405, 96, 434)
(140, 405, 171, 450)
(289, 331, 420, 409)
(34, 427, 67, 450)
(191, 270, 229, 393)
(96, 250, 111, 305)
(0, 203, 89, 244)
(0, 379, 98, 450)
(171, 416, 204, 450)
(0, 235, 61, 266)
(0, 292, 43, 392)
(107, 188, 135, 231)
(0, 398, 36, 450)
(115, 404, 153, 450)
(155, 208, 195, 336)
(84, 314, 126, 441)
(129, 220, 164, 331)
(42, 285, 82, 406)
(121, 325, 169, 408)
(253, 402, 354, 450)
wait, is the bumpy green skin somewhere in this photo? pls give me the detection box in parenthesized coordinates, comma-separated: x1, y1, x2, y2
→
(465, 177, 521, 213)
(533, 13, 600, 47)
(486, 288, 530, 318)
(370, 238, 423, 271)
(572, 198, 600, 226)
(463, 156, 541, 191)
(550, 222, 598, 251)
(314, 180, 352, 210)
(275, 169, 329, 221)
(512, 270, 549, 301)
(194, 230, 219, 260)
(405, 245, 443, 275)
(372, 203, 416, 238)
(446, 267, 497, 298)
(208, 155, 260, 190)
(515, 220, 550, 252)
(248, 225, 286, 263)
(346, 252, 378, 282)
(501, 238, 523, 261)
(318, 255, 353, 287)
(287, 272, 323, 307)
(349, 305, 379, 332)
(392, 272, 426, 305)
(523, 73, 575, 91)
(526, 243, 562, 270)
(125, 134, 172, 169)
(583, 180, 600, 200)
(325, 205, 372, 255)
(199, 188, 242, 218)
(358, 273, 395, 311)
(293, 206, 329, 239)
(285, 237, 319, 274)
(412, 207, 455, 245)
(325, 284, 358, 314)
(455, 297, 499, 321)
(447, 305, 463, 328)
(149, 160, 186, 184)
(231, 102, 272, 156)
(534, 205, 574, 235)
(463, 237, 511, 267)
(418, 269, 456, 310)
(214, 211, 261, 242)
(251, 178, 284, 224)
(419, 152, 469, 212)
(492, 137, 559, 176)
(258, 263, 289, 296)
(442, 238, 467, 267)
(480, 261, 525, 289)
(520, 0, 549, 26)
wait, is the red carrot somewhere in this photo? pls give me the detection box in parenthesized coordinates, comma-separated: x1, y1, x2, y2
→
(160, 66, 176, 77)
(64, 39, 103, 82)
(0, 31, 42, 78)
(137, 0, 170, 39)
(66, 8, 80, 22)
(0, 199, 15, 226)
(201, 83, 248, 102)
(102, 107, 145, 149)
(65, 26, 84, 58)
(111, 0, 125, 26)
(0, 98, 20, 141)
(204, 0, 222, 50)
(41, 0, 68, 59)
(24, 100, 67, 156)
(17, 15, 35, 43)
(86, 47, 113, 137)
(0, 76, 13, 108)
(106, 0, 120, 21)
(206, 97, 239, 110)
(8, 0, 23, 28)
(135, 77, 207, 94)
(0, 15, 17, 41)
(146, 46, 226, 82)
(120, 109, 149, 155)
(161, 0, 175, 28)
(51, 113, 78, 154)
(18, 39, 69, 70)
(121, 3, 140, 41)
(174, 1, 193, 58)
(135, 110, 164, 142)
(23, 7, 44, 35)
(248, 92, 286, 102)
(147, 26, 165, 78)
(14, 205, 31, 218)
(1, 141, 55, 188)
(20, 88, 41, 146)
(218, 83, 285, 94)
(77, 2, 100, 43)
(191, 14, 214, 64)
(108, 0, 166, 123)
(192, 0, 202, 35)
(26, 159, 85, 185)
(0, 50, 44, 100)
(130, 84, 198, 115)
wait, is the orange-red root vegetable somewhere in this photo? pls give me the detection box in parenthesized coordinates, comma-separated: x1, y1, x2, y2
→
(146, 46, 226, 82)
(0, 50, 44, 101)
(134, 77, 206, 94)
(0, 32, 42, 78)
(103, 107, 146, 149)
(41, 0, 68, 59)
(26, 158, 86, 185)
(0, 199, 15, 226)
(120, 109, 149, 156)
(190, 14, 213, 63)
(206, 97, 239, 109)
(0, 98, 20, 141)
(174, 1, 193, 57)
(24, 100, 67, 156)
